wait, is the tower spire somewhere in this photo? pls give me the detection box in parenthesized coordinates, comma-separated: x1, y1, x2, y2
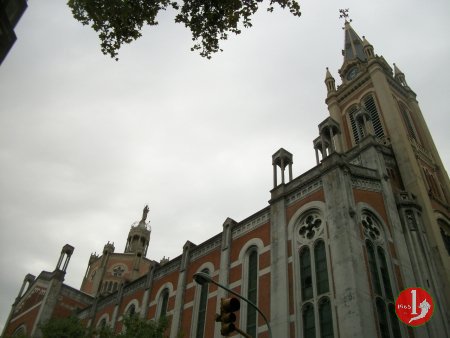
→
(339, 9, 366, 63)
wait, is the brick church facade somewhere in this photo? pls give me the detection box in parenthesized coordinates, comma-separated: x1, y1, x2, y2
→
(3, 19, 450, 338)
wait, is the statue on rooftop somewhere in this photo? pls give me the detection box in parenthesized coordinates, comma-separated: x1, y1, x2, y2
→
(141, 205, 149, 223)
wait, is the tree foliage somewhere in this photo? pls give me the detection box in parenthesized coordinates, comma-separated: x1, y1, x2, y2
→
(37, 315, 170, 338)
(67, 0, 301, 60)
(118, 315, 168, 338)
(40, 316, 86, 338)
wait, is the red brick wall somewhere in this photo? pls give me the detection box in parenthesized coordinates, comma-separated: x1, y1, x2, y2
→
(286, 190, 325, 224)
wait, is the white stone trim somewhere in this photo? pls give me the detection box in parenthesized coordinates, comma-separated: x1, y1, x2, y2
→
(351, 177, 382, 192)
(120, 298, 140, 321)
(190, 235, 222, 262)
(96, 313, 110, 328)
(286, 179, 323, 205)
(232, 212, 270, 240)
(239, 245, 260, 333)
(154, 282, 174, 320)
(289, 204, 337, 338)
(190, 264, 214, 338)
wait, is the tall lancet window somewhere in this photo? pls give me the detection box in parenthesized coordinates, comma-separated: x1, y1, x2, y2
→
(399, 103, 419, 143)
(362, 211, 402, 338)
(245, 248, 258, 337)
(158, 288, 169, 319)
(348, 95, 385, 145)
(295, 209, 334, 338)
(195, 269, 209, 338)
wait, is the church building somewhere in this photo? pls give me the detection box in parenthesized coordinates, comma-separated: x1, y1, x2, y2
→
(2, 18, 450, 338)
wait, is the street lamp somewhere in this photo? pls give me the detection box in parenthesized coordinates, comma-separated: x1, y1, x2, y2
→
(193, 272, 273, 338)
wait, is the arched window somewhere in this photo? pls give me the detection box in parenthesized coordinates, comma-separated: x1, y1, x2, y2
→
(362, 211, 402, 338)
(348, 105, 365, 144)
(388, 303, 401, 337)
(196, 269, 209, 338)
(399, 103, 419, 142)
(12, 325, 26, 337)
(315, 241, 329, 295)
(98, 317, 107, 329)
(376, 298, 390, 338)
(438, 220, 450, 255)
(319, 297, 334, 338)
(300, 247, 313, 301)
(295, 209, 334, 338)
(127, 304, 136, 317)
(246, 249, 258, 337)
(366, 241, 382, 295)
(159, 289, 169, 318)
(303, 303, 315, 338)
(362, 95, 385, 139)
(378, 248, 393, 300)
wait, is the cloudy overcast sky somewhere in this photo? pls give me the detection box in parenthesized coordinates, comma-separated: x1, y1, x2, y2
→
(1, 0, 449, 331)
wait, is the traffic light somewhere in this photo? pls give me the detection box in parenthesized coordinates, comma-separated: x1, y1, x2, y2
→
(216, 297, 240, 336)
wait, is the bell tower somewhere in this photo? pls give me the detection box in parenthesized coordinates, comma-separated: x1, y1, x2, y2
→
(325, 9, 450, 322)
(125, 205, 151, 257)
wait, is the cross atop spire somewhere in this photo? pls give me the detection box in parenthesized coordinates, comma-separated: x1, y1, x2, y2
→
(339, 8, 352, 25)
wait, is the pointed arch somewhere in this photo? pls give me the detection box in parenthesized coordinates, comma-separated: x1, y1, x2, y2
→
(290, 203, 335, 338)
(194, 268, 210, 338)
(358, 207, 404, 338)
(123, 299, 140, 317)
(302, 302, 315, 338)
(362, 94, 385, 139)
(398, 102, 419, 143)
(190, 264, 214, 338)
(155, 282, 174, 319)
(12, 324, 26, 337)
(96, 313, 110, 328)
(347, 104, 365, 144)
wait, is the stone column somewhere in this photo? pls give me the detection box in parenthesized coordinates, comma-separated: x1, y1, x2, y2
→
(269, 185, 290, 337)
(140, 263, 156, 319)
(215, 218, 236, 336)
(170, 241, 192, 338)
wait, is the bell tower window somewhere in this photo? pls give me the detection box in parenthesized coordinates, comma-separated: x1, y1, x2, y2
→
(348, 105, 365, 144)
(363, 95, 385, 139)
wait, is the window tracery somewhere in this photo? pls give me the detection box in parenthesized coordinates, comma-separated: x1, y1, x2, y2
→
(297, 211, 324, 245)
(113, 265, 126, 277)
(361, 210, 402, 337)
(294, 209, 334, 338)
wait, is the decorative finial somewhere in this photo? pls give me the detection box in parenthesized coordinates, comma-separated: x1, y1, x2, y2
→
(339, 8, 352, 26)
(141, 205, 149, 223)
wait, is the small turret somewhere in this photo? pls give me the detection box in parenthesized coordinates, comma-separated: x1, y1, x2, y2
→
(103, 241, 115, 255)
(362, 36, 374, 59)
(393, 63, 409, 88)
(325, 67, 336, 95)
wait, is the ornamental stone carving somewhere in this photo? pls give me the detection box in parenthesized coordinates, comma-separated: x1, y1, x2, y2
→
(297, 211, 324, 244)
(361, 212, 384, 245)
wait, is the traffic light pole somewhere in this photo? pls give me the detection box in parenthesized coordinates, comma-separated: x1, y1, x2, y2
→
(193, 272, 273, 338)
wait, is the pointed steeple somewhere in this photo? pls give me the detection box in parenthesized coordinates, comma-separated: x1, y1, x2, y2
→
(362, 35, 374, 59)
(342, 20, 366, 62)
(393, 63, 410, 89)
(324, 67, 336, 95)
